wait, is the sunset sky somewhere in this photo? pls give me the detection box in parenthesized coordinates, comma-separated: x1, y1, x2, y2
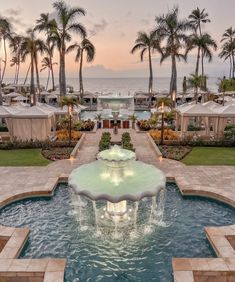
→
(0, 0, 235, 78)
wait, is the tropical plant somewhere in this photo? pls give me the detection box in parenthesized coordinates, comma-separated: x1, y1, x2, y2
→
(220, 27, 235, 79)
(67, 38, 95, 101)
(50, 0, 86, 96)
(188, 74, 203, 103)
(131, 31, 159, 106)
(0, 17, 11, 83)
(34, 13, 58, 90)
(60, 95, 79, 143)
(154, 7, 191, 107)
(9, 34, 23, 84)
(20, 29, 45, 105)
(188, 7, 210, 36)
(40, 57, 57, 90)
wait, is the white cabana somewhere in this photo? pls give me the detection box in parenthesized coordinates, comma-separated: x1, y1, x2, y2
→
(13, 95, 29, 102)
(177, 103, 217, 137)
(6, 106, 55, 141)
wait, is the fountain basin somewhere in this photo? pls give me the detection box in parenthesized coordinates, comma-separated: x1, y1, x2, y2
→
(69, 160, 166, 202)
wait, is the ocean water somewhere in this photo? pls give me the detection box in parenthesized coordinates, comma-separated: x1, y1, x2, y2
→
(4, 77, 220, 94)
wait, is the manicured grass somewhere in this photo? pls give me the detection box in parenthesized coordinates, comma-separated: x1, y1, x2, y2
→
(182, 147, 235, 166)
(0, 149, 51, 166)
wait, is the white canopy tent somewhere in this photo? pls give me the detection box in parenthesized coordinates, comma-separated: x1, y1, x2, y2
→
(6, 106, 55, 141)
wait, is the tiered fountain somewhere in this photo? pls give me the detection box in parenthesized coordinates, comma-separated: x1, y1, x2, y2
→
(69, 145, 166, 238)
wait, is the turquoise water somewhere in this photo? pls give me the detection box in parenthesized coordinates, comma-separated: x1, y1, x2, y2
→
(81, 110, 151, 121)
(0, 183, 234, 282)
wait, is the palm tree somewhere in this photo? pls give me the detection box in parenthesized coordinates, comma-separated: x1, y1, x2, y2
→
(10, 56, 20, 84)
(20, 29, 45, 105)
(154, 7, 191, 107)
(40, 57, 57, 90)
(220, 27, 235, 79)
(188, 74, 203, 103)
(0, 17, 12, 83)
(60, 96, 78, 143)
(187, 33, 217, 89)
(200, 34, 217, 89)
(188, 8, 211, 85)
(34, 13, 58, 90)
(131, 31, 159, 107)
(219, 42, 235, 79)
(67, 38, 95, 102)
(189, 7, 210, 36)
(51, 1, 86, 96)
(40, 57, 50, 90)
(9, 35, 23, 85)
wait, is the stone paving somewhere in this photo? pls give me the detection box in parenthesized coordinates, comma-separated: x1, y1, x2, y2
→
(0, 128, 235, 281)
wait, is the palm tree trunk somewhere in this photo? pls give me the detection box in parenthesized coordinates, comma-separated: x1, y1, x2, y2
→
(148, 48, 153, 108)
(229, 55, 232, 79)
(34, 55, 41, 102)
(50, 57, 55, 91)
(16, 61, 20, 85)
(79, 50, 84, 102)
(195, 47, 200, 76)
(24, 63, 31, 85)
(170, 54, 177, 108)
(60, 46, 66, 96)
(2, 38, 7, 83)
(30, 54, 36, 106)
(201, 51, 205, 90)
(46, 69, 50, 90)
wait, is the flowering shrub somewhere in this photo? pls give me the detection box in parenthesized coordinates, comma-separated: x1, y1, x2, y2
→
(74, 119, 95, 131)
(137, 120, 152, 131)
(150, 129, 179, 141)
(42, 147, 74, 161)
(159, 145, 192, 161)
(56, 129, 82, 141)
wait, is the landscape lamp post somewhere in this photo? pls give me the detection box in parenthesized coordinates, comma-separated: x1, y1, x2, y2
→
(160, 102, 164, 145)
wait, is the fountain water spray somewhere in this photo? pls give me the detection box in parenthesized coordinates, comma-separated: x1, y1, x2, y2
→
(69, 145, 166, 237)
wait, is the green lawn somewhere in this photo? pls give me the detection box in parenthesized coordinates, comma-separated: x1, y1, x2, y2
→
(0, 149, 51, 166)
(182, 147, 235, 166)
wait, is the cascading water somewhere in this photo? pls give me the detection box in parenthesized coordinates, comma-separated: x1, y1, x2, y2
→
(68, 145, 166, 238)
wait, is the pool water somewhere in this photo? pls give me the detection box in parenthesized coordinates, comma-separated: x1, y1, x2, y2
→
(81, 111, 151, 121)
(0, 183, 234, 282)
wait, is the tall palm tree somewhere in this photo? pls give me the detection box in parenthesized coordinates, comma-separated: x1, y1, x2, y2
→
(188, 8, 210, 78)
(131, 31, 159, 107)
(200, 34, 217, 88)
(10, 56, 19, 84)
(40, 57, 57, 90)
(188, 74, 203, 103)
(220, 27, 235, 79)
(67, 38, 95, 102)
(153, 7, 191, 107)
(20, 30, 45, 105)
(189, 7, 210, 36)
(51, 1, 86, 97)
(0, 17, 12, 83)
(219, 42, 235, 79)
(9, 35, 23, 85)
(187, 33, 217, 89)
(34, 13, 57, 90)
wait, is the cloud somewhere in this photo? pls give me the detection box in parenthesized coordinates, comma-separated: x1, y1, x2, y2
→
(1, 8, 26, 29)
(88, 19, 108, 36)
(4, 8, 22, 16)
(83, 64, 114, 77)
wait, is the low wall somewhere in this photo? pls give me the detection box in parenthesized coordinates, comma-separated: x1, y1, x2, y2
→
(70, 133, 86, 158)
(146, 133, 162, 158)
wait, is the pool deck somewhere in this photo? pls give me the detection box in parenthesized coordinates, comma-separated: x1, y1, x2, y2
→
(0, 128, 235, 281)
